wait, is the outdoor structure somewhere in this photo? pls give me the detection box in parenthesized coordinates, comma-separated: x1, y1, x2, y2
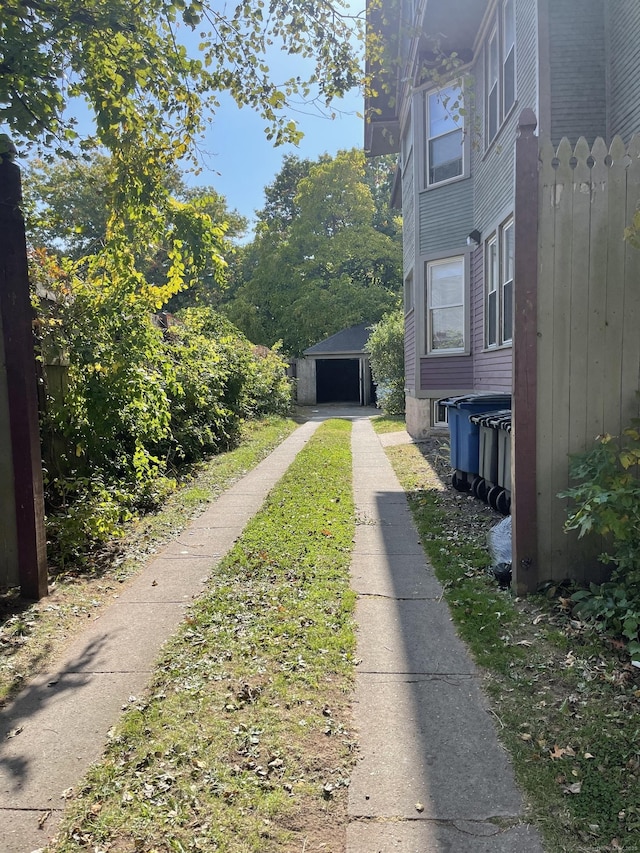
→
(296, 323, 375, 407)
(366, 0, 640, 591)
(0, 150, 48, 598)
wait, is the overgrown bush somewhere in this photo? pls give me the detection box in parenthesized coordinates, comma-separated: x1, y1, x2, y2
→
(365, 309, 405, 415)
(32, 253, 292, 568)
(560, 424, 640, 663)
(161, 308, 292, 463)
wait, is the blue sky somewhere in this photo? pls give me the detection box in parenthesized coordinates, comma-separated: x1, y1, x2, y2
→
(191, 85, 364, 236)
(178, 3, 367, 238)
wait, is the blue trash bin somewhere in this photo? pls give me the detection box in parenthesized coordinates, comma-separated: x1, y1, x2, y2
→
(441, 395, 511, 491)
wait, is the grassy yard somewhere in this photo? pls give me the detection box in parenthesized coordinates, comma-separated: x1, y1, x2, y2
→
(49, 419, 357, 853)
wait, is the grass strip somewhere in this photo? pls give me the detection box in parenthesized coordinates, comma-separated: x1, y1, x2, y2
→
(369, 414, 406, 434)
(50, 419, 357, 853)
(0, 416, 298, 707)
(386, 439, 640, 853)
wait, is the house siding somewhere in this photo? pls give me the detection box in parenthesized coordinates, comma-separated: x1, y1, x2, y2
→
(607, 1, 640, 141)
(418, 179, 474, 256)
(548, 0, 606, 145)
(420, 355, 473, 391)
(404, 308, 416, 388)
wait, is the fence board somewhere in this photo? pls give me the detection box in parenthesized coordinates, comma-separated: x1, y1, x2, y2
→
(534, 137, 560, 581)
(602, 136, 628, 437)
(549, 137, 574, 579)
(621, 133, 640, 425)
(586, 137, 610, 441)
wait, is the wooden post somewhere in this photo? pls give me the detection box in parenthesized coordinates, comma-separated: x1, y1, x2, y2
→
(0, 150, 48, 599)
(512, 109, 539, 594)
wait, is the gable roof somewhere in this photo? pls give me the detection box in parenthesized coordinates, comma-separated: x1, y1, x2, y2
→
(303, 323, 373, 356)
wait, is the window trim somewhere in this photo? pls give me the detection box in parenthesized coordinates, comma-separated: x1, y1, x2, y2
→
(484, 0, 517, 149)
(425, 255, 466, 355)
(501, 219, 514, 344)
(404, 270, 414, 316)
(502, 0, 516, 118)
(424, 84, 465, 189)
(433, 399, 449, 427)
(484, 216, 514, 349)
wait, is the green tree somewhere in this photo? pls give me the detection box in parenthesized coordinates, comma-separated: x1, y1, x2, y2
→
(24, 155, 246, 307)
(1, 0, 363, 160)
(226, 149, 402, 355)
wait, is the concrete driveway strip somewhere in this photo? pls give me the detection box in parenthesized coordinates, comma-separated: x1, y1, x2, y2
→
(347, 419, 544, 853)
(0, 418, 322, 853)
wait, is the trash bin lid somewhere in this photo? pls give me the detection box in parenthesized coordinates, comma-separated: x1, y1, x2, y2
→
(486, 409, 512, 427)
(450, 393, 511, 409)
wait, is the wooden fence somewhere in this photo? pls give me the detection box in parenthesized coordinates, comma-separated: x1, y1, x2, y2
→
(513, 111, 640, 591)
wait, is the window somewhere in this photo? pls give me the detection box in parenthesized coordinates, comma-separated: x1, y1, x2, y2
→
(486, 236, 498, 346)
(501, 220, 514, 342)
(485, 0, 516, 145)
(487, 30, 499, 143)
(404, 271, 414, 314)
(433, 399, 449, 426)
(503, 0, 516, 116)
(401, 110, 413, 173)
(426, 257, 465, 353)
(426, 85, 463, 186)
(485, 218, 514, 348)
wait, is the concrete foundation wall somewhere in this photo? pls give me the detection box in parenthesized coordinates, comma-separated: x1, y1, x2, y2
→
(405, 395, 432, 440)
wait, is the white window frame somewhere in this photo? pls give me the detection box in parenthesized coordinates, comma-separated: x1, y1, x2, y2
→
(433, 399, 449, 427)
(426, 256, 466, 354)
(425, 84, 464, 188)
(485, 0, 516, 148)
(501, 219, 514, 343)
(485, 217, 514, 348)
(502, 0, 516, 118)
(486, 28, 499, 144)
(486, 235, 499, 347)
(401, 109, 413, 175)
(404, 271, 414, 315)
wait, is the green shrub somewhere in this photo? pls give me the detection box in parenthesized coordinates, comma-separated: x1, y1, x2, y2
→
(33, 264, 292, 568)
(365, 309, 405, 415)
(560, 424, 640, 663)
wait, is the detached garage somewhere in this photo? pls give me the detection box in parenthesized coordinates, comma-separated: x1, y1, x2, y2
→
(296, 323, 375, 406)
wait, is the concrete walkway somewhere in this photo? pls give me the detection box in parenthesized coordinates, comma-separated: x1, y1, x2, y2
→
(0, 407, 544, 852)
(347, 418, 543, 852)
(0, 418, 324, 852)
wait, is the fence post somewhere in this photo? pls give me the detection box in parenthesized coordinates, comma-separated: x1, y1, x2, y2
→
(0, 146, 48, 599)
(512, 109, 540, 594)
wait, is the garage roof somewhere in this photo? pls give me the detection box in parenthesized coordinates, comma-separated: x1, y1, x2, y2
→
(303, 323, 372, 357)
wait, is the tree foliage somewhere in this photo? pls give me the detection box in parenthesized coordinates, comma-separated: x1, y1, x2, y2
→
(365, 308, 405, 414)
(32, 251, 292, 566)
(1, 0, 363, 159)
(226, 149, 402, 355)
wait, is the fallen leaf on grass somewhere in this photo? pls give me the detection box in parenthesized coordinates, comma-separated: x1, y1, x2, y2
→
(563, 781, 582, 795)
(550, 744, 576, 760)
